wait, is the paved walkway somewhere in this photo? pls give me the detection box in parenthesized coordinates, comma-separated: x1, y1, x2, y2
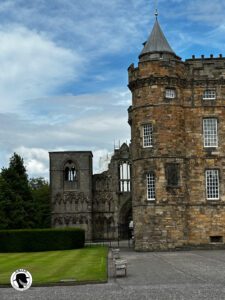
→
(2, 249, 225, 299)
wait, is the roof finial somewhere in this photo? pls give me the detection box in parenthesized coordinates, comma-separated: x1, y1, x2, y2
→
(154, 0, 158, 19)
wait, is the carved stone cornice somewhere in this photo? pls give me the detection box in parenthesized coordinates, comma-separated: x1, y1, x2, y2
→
(53, 191, 89, 204)
(52, 213, 89, 226)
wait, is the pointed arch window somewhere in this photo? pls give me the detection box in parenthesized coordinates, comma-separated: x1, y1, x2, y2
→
(64, 161, 77, 182)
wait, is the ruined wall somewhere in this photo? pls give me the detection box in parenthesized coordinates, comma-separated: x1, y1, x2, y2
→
(92, 172, 115, 240)
(92, 143, 132, 240)
(50, 151, 93, 240)
(49, 145, 132, 242)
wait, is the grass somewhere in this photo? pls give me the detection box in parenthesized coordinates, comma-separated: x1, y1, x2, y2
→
(0, 246, 108, 285)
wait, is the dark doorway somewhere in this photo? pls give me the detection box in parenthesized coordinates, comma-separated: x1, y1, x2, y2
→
(118, 199, 132, 239)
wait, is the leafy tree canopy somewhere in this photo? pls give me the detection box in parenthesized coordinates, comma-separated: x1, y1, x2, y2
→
(29, 177, 51, 228)
(0, 153, 51, 229)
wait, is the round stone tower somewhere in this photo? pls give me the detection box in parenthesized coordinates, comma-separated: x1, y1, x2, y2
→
(128, 16, 188, 251)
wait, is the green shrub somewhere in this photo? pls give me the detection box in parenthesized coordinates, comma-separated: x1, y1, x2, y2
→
(0, 228, 85, 252)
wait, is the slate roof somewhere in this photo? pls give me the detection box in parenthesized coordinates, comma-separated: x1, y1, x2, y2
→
(140, 19, 175, 57)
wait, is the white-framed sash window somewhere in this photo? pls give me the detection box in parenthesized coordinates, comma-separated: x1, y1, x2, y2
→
(203, 118, 218, 147)
(205, 169, 219, 200)
(147, 172, 156, 200)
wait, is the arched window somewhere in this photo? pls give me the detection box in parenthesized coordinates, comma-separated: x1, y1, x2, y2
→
(64, 161, 77, 182)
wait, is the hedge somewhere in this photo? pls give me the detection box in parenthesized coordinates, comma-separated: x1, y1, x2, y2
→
(0, 228, 85, 252)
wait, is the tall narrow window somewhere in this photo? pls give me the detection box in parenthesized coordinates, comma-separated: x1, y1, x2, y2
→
(143, 124, 153, 148)
(119, 162, 131, 192)
(166, 163, 179, 187)
(205, 169, 219, 200)
(203, 90, 216, 100)
(203, 118, 218, 147)
(147, 172, 155, 200)
(64, 162, 76, 182)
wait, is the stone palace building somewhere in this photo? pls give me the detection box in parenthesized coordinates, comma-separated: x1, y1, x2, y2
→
(50, 14, 225, 251)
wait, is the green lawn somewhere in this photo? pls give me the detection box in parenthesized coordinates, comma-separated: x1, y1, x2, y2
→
(0, 246, 108, 285)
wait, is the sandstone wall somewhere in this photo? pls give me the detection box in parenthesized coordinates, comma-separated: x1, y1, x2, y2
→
(129, 56, 225, 251)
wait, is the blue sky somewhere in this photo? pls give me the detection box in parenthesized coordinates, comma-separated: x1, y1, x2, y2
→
(0, 0, 225, 179)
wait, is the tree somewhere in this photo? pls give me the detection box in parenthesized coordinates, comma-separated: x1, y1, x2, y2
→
(0, 153, 35, 229)
(0, 175, 14, 229)
(29, 177, 51, 228)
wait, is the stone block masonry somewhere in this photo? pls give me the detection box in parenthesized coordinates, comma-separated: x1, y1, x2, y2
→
(128, 16, 225, 251)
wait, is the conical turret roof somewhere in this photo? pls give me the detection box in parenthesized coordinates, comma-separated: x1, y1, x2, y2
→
(139, 18, 179, 60)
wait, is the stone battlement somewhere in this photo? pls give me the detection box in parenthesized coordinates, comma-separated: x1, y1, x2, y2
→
(186, 54, 224, 61)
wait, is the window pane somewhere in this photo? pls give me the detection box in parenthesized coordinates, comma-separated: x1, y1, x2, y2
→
(203, 118, 218, 147)
(206, 169, 219, 200)
(119, 162, 131, 192)
(147, 172, 155, 200)
(143, 124, 153, 147)
(203, 90, 216, 100)
(165, 89, 176, 99)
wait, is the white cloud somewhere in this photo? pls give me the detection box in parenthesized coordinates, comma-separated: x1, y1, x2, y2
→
(2, 0, 224, 180)
(11, 146, 114, 179)
(0, 25, 84, 112)
(185, 0, 225, 25)
(14, 146, 49, 179)
(0, 1, 150, 58)
(0, 90, 131, 177)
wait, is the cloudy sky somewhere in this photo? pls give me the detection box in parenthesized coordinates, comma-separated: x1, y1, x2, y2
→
(0, 0, 225, 179)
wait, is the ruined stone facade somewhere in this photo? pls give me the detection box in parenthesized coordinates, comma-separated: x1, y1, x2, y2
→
(50, 151, 93, 239)
(128, 18, 225, 251)
(50, 145, 132, 240)
(92, 143, 132, 240)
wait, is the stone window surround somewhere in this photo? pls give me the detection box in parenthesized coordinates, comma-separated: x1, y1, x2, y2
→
(203, 117, 218, 148)
(205, 168, 220, 200)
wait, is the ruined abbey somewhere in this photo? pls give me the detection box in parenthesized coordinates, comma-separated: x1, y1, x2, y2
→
(50, 14, 225, 251)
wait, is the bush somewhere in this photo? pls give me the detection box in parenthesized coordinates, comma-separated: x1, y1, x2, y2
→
(0, 228, 85, 252)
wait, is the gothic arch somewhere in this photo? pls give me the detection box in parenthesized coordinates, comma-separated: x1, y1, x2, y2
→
(62, 159, 80, 190)
(64, 160, 78, 182)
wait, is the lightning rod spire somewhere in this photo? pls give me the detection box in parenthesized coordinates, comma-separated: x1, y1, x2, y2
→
(154, 0, 158, 19)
